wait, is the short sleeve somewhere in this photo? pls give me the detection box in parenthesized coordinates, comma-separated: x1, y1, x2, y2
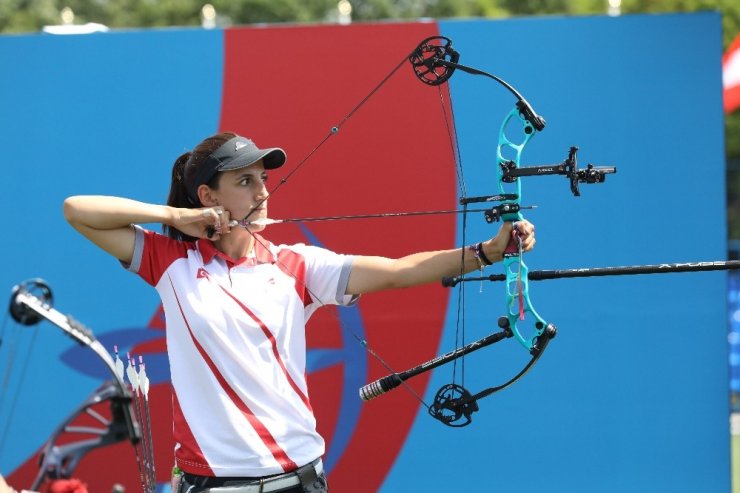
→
(121, 225, 192, 286)
(283, 243, 359, 307)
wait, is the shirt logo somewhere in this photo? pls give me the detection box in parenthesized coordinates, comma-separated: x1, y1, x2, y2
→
(196, 268, 210, 280)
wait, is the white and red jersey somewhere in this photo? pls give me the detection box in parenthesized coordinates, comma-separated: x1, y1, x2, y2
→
(125, 225, 356, 477)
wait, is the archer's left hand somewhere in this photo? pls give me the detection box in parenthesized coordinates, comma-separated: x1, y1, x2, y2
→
(483, 220, 536, 262)
(513, 220, 536, 252)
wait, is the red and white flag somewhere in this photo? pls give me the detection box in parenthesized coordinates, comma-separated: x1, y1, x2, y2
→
(724, 34, 740, 114)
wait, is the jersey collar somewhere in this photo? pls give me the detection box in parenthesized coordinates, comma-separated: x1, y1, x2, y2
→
(197, 234, 276, 267)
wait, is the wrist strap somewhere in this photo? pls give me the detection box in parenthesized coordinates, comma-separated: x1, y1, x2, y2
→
(475, 242, 493, 266)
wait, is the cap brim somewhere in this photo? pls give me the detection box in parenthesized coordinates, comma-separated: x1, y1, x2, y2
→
(217, 147, 286, 171)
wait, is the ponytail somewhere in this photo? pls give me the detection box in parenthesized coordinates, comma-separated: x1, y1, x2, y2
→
(165, 151, 196, 241)
(164, 132, 237, 241)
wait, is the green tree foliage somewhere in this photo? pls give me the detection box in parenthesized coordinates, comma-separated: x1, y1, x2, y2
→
(3, 0, 735, 34)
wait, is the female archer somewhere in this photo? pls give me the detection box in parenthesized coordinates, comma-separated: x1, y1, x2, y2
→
(63, 131, 535, 493)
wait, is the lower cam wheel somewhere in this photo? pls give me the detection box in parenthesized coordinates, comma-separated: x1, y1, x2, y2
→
(428, 383, 478, 427)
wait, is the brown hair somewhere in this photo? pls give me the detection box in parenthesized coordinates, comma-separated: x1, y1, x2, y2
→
(164, 132, 236, 241)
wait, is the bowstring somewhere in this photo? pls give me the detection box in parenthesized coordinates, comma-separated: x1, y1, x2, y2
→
(437, 82, 469, 393)
(0, 322, 39, 461)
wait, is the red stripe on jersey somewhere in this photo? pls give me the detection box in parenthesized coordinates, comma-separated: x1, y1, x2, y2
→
(214, 282, 313, 412)
(275, 249, 311, 307)
(139, 229, 194, 286)
(172, 392, 215, 475)
(167, 275, 299, 472)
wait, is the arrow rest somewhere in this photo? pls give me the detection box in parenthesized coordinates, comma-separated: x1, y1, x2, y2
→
(483, 202, 536, 224)
(9, 278, 53, 326)
(409, 36, 460, 86)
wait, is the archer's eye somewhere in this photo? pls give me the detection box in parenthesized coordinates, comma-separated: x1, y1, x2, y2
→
(238, 174, 268, 186)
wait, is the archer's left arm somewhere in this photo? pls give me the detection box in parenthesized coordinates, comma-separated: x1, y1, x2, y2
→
(346, 220, 535, 295)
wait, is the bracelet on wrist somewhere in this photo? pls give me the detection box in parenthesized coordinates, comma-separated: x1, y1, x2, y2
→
(475, 242, 494, 266)
(467, 244, 484, 270)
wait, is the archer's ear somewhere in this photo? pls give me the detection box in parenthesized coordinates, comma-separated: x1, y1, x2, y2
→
(197, 184, 219, 207)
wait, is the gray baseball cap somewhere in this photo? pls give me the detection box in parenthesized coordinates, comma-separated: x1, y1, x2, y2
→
(187, 135, 286, 202)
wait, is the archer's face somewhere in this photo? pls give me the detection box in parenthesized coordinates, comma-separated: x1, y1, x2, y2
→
(214, 161, 269, 227)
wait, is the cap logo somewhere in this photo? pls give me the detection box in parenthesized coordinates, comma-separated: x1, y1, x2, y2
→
(235, 139, 249, 151)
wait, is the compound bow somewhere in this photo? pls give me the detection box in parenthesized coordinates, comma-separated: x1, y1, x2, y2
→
(353, 36, 616, 426)
(235, 36, 615, 427)
(6, 279, 153, 491)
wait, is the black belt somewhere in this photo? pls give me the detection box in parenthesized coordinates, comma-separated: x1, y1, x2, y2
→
(181, 458, 323, 493)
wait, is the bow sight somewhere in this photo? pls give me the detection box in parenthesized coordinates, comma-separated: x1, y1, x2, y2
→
(500, 146, 617, 197)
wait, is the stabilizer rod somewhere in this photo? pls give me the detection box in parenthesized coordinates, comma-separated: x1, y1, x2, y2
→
(442, 260, 740, 287)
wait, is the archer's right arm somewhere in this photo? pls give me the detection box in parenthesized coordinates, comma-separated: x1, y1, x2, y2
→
(63, 195, 224, 263)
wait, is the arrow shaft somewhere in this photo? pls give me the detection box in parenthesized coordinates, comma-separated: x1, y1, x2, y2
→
(234, 207, 505, 227)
